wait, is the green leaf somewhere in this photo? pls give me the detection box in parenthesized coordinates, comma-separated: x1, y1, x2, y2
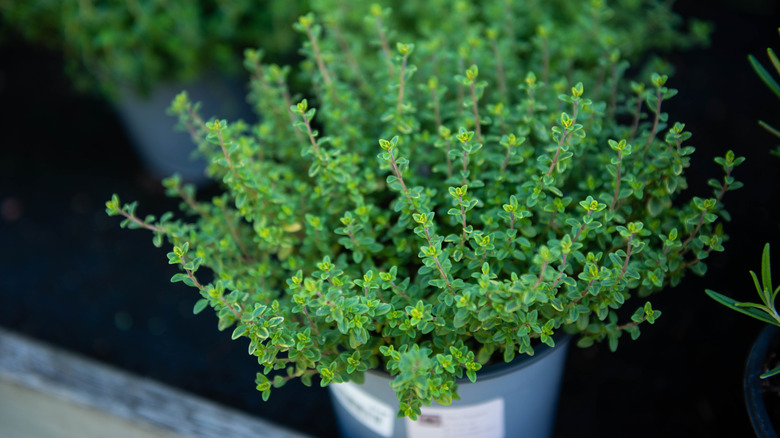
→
(758, 120, 780, 139)
(267, 316, 285, 327)
(762, 243, 773, 304)
(647, 197, 665, 217)
(577, 337, 594, 348)
(769, 47, 780, 76)
(453, 309, 469, 328)
(171, 273, 190, 284)
(608, 333, 619, 352)
(690, 262, 707, 276)
(232, 324, 247, 340)
(761, 363, 780, 379)
(193, 299, 209, 315)
(705, 289, 779, 326)
(750, 54, 780, 99)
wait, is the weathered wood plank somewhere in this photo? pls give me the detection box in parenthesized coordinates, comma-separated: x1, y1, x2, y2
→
(0, 378, 181, 438)
(0, 328, 311, 438)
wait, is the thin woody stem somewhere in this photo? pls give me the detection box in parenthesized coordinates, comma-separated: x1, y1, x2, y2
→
(628, 96, 643, 141)
(376, 16, 395, 77)
(490, 39, 508, 99)
(330, 23, 369, 93)
(305, 26, 332, 85)
(423, 226, 453, 293)
(680, 169, 731, 255)
(534, 260, 549, 290)
(301, 112, 326, 166)
(389, 150, 410, 196)
(119, 210, 165, 233)
(275, 76, 304, 143)
(469, 82, 483, 143)
(458, 195, 468, 246)
(181, 259, 247, 323)
(551, 211, 592, 289)
(462, 148, 469, 186)
(174, 184, 210, 219)
(500, 136, 513, 173)
(610, 151, 623, 211)
(302, 304, 321, 337)
(396, 53, 409, 120)
(547, 103, 578, 176)
(616, 234, 635, 284)
(219, 203, 253, 262)
(216, 129, 237, 175)
(644, 88, 663, 153)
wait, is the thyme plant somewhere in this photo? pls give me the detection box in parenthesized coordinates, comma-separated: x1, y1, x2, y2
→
(107, 0, 739, 419)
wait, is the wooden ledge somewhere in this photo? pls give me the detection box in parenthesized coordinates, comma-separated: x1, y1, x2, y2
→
(0, 328, 311, 438)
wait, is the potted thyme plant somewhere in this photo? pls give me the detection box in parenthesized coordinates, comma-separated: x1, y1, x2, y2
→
(106, 1, 738, 436)
(0, 0, 305, 182)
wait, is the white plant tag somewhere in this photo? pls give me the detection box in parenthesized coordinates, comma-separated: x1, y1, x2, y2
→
(405, 397, 504, 438)
(330, 381, 395, 437)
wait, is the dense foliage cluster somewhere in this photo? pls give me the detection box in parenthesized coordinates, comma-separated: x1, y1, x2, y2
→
(107, 0, 739, 418)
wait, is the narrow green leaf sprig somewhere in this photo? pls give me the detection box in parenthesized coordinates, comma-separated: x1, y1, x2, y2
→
(707, 244, 780, 378)
(748, 27, 780, 155)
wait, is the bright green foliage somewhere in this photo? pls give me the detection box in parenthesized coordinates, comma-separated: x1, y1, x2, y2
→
(106, 0, 736, 418)
(706, 244, 780, 378)
(0, 0, 306, 96)
(748, 28, 780, 155)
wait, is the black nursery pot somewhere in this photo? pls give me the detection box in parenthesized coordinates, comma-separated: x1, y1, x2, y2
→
(746, 325, 780, 437)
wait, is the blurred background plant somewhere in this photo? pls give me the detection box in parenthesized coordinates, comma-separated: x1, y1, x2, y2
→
(0, 0, 310, 183)
(0, 0, 711, 99)
(0, 0, 306, 98)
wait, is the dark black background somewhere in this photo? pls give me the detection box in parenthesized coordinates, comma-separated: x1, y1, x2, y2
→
(1, 1, 779, 436)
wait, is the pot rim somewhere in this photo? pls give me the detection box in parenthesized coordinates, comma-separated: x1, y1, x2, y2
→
(363, 331, 573, 383)
(745, 325, 780, 438)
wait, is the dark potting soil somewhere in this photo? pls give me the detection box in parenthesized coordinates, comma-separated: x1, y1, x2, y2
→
(2, 1, 780, 437)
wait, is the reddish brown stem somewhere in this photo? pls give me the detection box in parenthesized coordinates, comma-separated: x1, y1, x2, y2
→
(610, 151, 623, 211)
(305, 27, 332, 85)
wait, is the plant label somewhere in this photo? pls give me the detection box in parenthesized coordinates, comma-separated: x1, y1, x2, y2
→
(406, 397, 504, 438)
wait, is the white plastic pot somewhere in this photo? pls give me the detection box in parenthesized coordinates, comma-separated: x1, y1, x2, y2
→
(329, 335, 571, 438)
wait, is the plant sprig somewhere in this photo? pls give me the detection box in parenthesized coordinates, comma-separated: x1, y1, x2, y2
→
(706, 244, 780, 378)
